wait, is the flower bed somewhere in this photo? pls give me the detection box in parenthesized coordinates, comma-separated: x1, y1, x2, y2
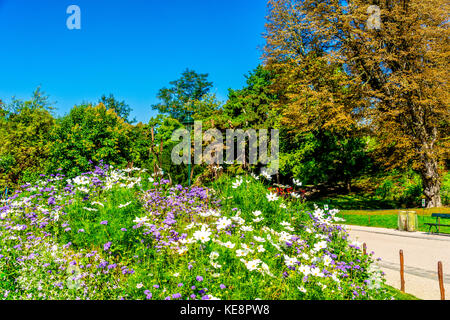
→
(0, 164, 392, 300)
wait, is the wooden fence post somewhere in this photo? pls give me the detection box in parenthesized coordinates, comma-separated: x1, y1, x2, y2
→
(400, 250, 405, 292)
(438, 261, 445, 300)
(363, 243, 367, 256)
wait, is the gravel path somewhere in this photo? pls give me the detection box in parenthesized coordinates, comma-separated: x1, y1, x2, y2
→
(344, 225, 450, 300)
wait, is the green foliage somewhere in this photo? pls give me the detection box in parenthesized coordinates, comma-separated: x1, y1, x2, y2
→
(47, 103, 134, 177)
(152, 69, 214, 121)
(0, 89, 55, 189)
(374, 170, 423, 207)
(280, 130, 370, 190)
(441, 172, 450, 206)
(99, 94, 135, 124)
(223, 65, 277, 129)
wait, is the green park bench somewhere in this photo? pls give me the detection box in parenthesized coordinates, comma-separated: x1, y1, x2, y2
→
(424, 213, 450, 234)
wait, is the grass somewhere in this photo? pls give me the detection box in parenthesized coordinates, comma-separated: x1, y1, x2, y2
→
(335, 209, 450, 234)
(384, 285, 420, 300)
(307, 194, 399, 210)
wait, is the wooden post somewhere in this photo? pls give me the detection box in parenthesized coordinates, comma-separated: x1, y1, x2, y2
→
(363, 243, 367, 256)
(438, 261, 445, 300)
(400, 250, 405, 292)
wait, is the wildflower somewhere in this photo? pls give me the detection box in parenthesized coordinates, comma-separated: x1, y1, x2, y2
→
(209, 252, 219, 260)
(323, 255, 332, 266)
(240, 225, 254, 232)
(232, 178, 243, 189)
(100, 220, 108, 225)
(291, 193, 301, 199)
(118, 202, 132, 209)
(284, 255, 298, 267)
(193, 225, 212, 244)
(266, 193, 279, 202)
(216, 217, 232, 230)
(314, 241, 327, 251)
(253, 236, 266, 243)
(136, 283, 144, 289)
(252, 210, 262, 217)
(91, 201, 105, 207)
(299, 265, 311, 276)
(310, 267, 324, 278)
(83, 207, 98, 212)
(235, 249, 247, 257)
(260, 169, 272, 180)
(245, 259, 262, 271)
(196, 276, 203, 282)
(223, 241, 236, 249)
(133, 216, 150, 224)
(103, 242, 112, 251)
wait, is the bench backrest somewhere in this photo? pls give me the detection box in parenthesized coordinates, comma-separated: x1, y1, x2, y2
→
(431, 213, 450, 219)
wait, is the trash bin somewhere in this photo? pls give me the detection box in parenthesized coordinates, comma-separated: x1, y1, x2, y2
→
(406, 211, 418, 232)
(398, 211, 408, 231)
(398, 210, 418, 232)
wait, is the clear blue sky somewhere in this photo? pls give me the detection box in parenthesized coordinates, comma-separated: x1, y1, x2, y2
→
(0, 0, 268, 123)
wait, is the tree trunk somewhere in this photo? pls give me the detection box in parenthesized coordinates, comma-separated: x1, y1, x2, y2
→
(420, 157, 442, 208)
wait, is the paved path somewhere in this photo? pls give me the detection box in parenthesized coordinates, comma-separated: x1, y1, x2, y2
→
(344, 225, 450, 300)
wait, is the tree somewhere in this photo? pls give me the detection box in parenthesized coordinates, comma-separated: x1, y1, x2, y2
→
(47, 103, 133, 177)
(223, 65, 278, 129)
(99, 94, 135, 123)
(264, 0, 450, 207)
(152, 69, 213, 121)
(0, 90, 55, 188)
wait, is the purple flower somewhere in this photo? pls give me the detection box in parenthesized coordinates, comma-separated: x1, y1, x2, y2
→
(100, 221, 108, 225)
(172, 293, 182, 299)
(103, 242, 112, 251)
(121, 228, 127, 232)
(220, 284, 226, 290)
(196, 276, 203, 282)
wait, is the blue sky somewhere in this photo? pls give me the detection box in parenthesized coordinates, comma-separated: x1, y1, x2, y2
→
(0, 0, 268, 123)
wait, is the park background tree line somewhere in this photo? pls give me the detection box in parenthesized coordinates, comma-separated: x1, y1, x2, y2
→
(0, 0, 448, 208)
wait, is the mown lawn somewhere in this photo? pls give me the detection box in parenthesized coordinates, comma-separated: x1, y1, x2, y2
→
(336, 208, 450, 234)
(385, 286, 420, 300)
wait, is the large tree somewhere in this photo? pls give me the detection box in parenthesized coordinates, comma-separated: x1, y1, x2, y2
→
(264, 0, 449, 207)
(152, 69, 214, 121)
(99, 94, 135, 124)
(0, 89, 55, 188)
